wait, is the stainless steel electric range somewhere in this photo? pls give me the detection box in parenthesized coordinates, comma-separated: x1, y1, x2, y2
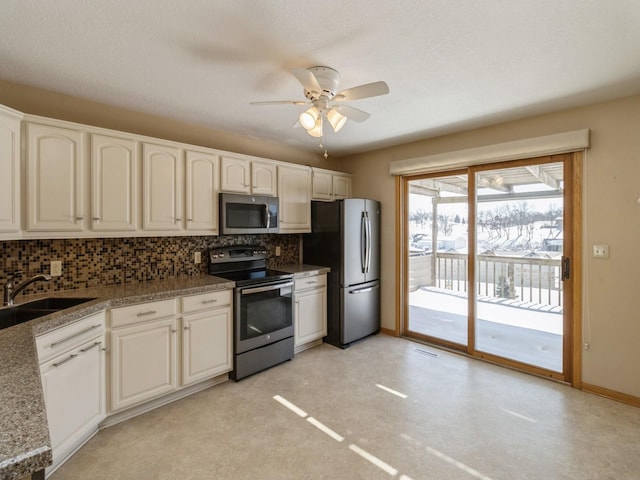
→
(208, 245, 294, 380)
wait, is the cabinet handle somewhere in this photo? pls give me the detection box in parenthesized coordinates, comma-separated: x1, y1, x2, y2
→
(75, 216, 84, 220)
(171, 329, 177, 333)
(187, 218, 193, 222)
(184, 325, 190, 330)
(136, 310, 157, 317)
(202, 299, 218, 304)
(306, 280, 317, 285)
(80, 341, 102, 353)
(175, 218, 182, 222)
(49, 324, 101, 348)
(53, 354, 78, 368)
(92, 217, 100, 221)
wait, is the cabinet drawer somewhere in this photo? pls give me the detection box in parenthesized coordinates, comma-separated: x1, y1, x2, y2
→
(37, 311, 106, 364)
(294, 274, 327, 291)
(182, 290, 231, 313)
(110, 298, 177, 328)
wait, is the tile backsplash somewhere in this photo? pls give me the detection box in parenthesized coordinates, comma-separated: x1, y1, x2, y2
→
(0, 235, 300, 296)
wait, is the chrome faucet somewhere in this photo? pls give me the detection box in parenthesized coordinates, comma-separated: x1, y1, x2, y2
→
(3, 272, 52, 306)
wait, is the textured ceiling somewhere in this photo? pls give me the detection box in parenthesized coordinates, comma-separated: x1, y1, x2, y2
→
(2, 0, 640, 157)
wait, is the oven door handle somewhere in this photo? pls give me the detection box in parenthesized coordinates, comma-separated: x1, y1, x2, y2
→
(241, 281, 294, 295)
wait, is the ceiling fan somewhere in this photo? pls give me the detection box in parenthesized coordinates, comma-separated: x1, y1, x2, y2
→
(250, 66, 389, 139)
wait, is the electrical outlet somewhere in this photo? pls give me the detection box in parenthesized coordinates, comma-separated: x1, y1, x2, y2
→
(275, 246, 281, 257)
(50, 261, 62, 277)
(592, 244, 609, 259)
(194, 251, 202, 264)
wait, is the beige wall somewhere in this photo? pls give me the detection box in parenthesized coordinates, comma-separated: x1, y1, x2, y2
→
(339, 95, 640, 399)
(0, 78, 333, 169)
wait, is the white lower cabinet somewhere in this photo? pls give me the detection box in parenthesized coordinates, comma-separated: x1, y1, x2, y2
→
(181, 290, 232, 386)
(37, 311, 106, 475)
(294, 273, 327, 352)
(109, 299, 179, 412)
(108, 291, 232, 413)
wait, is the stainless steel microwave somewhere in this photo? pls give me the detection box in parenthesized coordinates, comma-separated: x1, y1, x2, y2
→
(219, 193, 279, 234)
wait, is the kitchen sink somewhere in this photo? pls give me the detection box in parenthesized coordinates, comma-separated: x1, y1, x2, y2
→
(18, 297, 96, 310)
(0, 297, 97, 331)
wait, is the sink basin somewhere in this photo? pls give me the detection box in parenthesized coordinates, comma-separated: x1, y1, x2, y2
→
(0, 297, 97, 330)
(20, 297, 96, 310)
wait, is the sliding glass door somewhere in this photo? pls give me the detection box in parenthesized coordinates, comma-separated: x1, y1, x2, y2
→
(406, 171, 469, 348)
(473, 161, 565, 372)
(405, 155, 575, 380)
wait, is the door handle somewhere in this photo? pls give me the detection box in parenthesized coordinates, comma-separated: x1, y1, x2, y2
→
(361, 212, 367, 273)
(349, 284, 380, 294)
(265, 205, 271, 229)
(365, 213, 372, 274)
(561, 256, 570, 281)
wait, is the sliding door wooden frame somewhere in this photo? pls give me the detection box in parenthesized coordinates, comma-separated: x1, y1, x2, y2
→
(398, 153, 583, 384)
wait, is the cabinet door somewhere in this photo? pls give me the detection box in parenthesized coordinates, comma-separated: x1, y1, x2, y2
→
(26, 123, 84, 231)
(312, 171, 333, 200)
(40, 337, 105, 468)
(185, 150, 218, 232)
(251, 161, 277, 196)
(142, 142, 183, 231)
(110, 318, 178, 411)
(91, 134, 137, 231)
(0, 107, 21, 234)
(278, 164, 311, 233)
(182, 306, 232, 385)
(332, 174, 352, 199)
(220, 156, 250, 193)
(295, 286, 327, 346)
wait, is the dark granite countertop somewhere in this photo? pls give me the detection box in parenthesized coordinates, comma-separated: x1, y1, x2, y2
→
(0, 274, 233, 480)
(278, 264, 331, 277)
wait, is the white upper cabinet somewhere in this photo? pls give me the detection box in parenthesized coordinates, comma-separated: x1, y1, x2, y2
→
(142, 142, 183, 231)
(26, 122, 85, 231)
(220, 156, 250, 193)
(332, 173, 352, 199)
(311, 168, 352, 201)
(185, 150, 219, 233)
(90, 134, 138, 231)
(220, 156, 277, 196)
(250, 161, 277, 196)
(278, 164, 311, 233)
(311, 171, 333, 200)
(0, 106, 22, 235)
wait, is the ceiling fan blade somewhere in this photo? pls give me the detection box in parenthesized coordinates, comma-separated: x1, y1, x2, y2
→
(334, 81, 389, 102)
(335, 105, 370, 123)
(250, 100, 308, 106)
(292, 67, 322, 94)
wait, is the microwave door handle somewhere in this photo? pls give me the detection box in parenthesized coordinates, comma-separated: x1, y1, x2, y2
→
(265, 204, 270, 229)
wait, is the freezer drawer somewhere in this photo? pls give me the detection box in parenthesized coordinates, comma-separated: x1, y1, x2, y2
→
(340, 280, 380, 345)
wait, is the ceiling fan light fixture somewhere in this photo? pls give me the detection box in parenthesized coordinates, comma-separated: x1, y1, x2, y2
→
(299, 106, 319, 130)
(326, 107, 347, 132)
(307, 116, 324, 137)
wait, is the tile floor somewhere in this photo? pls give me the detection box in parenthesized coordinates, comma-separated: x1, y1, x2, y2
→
(50, 334, 640, 479)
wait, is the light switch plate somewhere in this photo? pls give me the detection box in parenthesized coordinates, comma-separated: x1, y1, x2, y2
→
(194, 251, 202, 264)
(50, 260, 62, 277)
(592, 244, 609, 259)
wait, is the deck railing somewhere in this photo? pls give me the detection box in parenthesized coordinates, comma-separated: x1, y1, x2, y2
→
(409, 252, 563, 307)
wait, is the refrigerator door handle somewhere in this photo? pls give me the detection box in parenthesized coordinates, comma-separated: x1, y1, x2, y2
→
(365, 213, 372, 274)
(349, 284, 380, 294)
(361, 212, 367, 273)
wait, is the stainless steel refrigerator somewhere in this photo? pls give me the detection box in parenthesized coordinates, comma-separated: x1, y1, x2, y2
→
(303, 199, 380, 348)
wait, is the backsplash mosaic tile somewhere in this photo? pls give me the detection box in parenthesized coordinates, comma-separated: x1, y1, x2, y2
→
(0, 235, 300, 296)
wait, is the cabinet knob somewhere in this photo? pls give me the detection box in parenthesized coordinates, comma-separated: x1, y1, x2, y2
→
(184, 325, 190, 330)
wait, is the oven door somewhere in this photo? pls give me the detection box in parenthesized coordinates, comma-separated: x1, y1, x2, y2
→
(235, 280, 294, 354)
